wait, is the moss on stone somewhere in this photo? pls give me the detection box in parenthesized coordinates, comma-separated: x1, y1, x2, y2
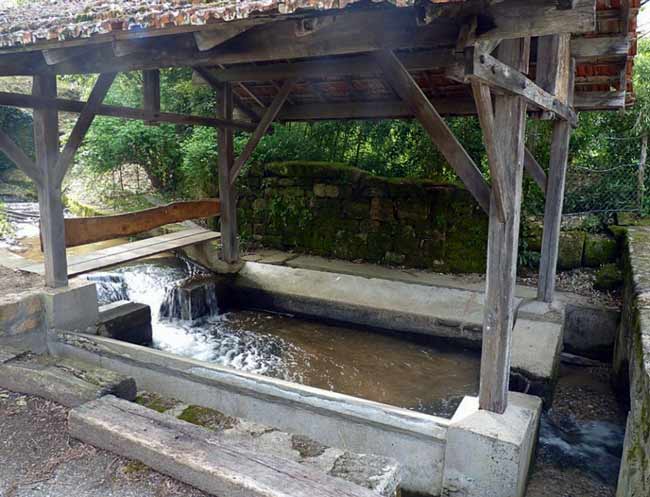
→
(134, 392, 179, 413)
(557, 231, 586, 270)
(583, 234, 618, 267)
(177, 405, 237, 431)
(594, 263, 623, 291)
(123, 460, 148, 474)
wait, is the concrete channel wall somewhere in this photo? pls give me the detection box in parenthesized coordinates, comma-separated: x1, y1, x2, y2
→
(614, 226, 650, 497)
(47, 331, 450, 495)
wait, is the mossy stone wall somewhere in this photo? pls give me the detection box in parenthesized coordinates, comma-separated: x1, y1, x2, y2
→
(613, 227, 650, 497)
(237, 161, 620, 273)
(237, 162, 488, 273)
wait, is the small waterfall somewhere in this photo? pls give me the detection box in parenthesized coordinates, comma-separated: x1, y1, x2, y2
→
(159, 275, 222, 322)
(86, 273, 129, 304)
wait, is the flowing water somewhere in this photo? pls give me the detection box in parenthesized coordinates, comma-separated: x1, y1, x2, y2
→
(87, 257, 481, 418)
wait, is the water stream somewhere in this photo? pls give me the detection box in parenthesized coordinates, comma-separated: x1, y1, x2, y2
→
(87, 257, 481, 418)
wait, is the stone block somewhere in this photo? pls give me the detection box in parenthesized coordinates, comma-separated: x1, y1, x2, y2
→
(583, 233, 618, 267)
(42, 280, 99, 331)
(564, 303, 620, 360)
(370, 197, 395, 222)
(313, 183, 339, 198)
(0, 353, 136, 407)
(557, 231, 586, 270)
(98, 301, 153, 345)
(442, 392, 542, 497)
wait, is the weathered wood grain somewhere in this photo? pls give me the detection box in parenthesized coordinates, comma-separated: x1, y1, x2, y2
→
(524, 148, 547, 193)
(64, 200, 220, 248)
(143, 69, 161, 125)
(217, 82, 239, 264)
(69, 396, 384, 497)
(0, 91, 257, 131)
(0, 129, 41, 186)
(33, 74, 68, 288)
(536, 40, 575, 302)
(478, 39, 528, 414)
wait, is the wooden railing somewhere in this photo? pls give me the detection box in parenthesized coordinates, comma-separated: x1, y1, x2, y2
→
(60, 199, 220, 248)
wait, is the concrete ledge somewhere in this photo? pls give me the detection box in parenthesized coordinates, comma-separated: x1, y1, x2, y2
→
(442, 392, 542, 497)
(70, 395, 391, 497)
(0, 292, 47, 352)
(49, 331, 449, 495)
(234, 262, 563, 396)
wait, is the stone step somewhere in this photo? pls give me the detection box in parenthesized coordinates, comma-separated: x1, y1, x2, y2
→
(70, 395, 399, 497)
(0, 347, 136, 407)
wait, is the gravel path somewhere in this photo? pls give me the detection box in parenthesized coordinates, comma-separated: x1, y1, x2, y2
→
(0, 388, 208, 497)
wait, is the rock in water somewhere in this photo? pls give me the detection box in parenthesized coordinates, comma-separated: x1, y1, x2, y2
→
(159, 275, 223, 321)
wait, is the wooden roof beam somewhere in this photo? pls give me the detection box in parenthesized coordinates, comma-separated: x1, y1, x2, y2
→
(200, 49, 455, 83)
(0, 91, 257, 132)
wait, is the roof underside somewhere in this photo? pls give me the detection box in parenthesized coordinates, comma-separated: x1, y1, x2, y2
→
(0, 0, 641, 117)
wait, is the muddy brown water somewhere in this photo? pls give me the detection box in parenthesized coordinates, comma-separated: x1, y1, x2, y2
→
(88, 257, 480, 418)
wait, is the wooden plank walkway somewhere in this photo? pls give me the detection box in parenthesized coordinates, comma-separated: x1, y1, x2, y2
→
(17, 228, 220, 277)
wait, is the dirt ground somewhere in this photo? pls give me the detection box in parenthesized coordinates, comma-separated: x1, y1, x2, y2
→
(0, 266, 42, 297)
(0, 388, 208, 497)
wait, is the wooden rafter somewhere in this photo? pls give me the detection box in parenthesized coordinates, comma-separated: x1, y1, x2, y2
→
(0, 91, 256, 131)
(374, 50, 491, 214)
(230, 80, 294, 186)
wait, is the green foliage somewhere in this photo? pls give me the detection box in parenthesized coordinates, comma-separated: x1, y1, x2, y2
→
(0, 201, 12, 238)
(0, 106, 33, 172)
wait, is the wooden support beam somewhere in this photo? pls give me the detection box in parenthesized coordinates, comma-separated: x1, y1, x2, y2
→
(64, 200, 220, 248)
(471, 81, 509, 223)
(537, 59, 575, 303)
(374, 50, 490, 213)
(536, 34, 571, 104)
(42, 47, 91, 65)
(574, 91, 626, 111)
(217, 82, 239, 264)
(524, 148, 547, 193)
(0, 91, 257, 131)
(469, 48, 577, 125)
(571, 35, 630, 61)
(0, 129, 41, 186)
(55, 73, 115, 185)
(193, 22, 260, 51)
(143, 69, 161, 125)
(33, 74, 67, 288)
(193, 67, 260, 122)
(479, 39, 529, 414)
(278, 99, 477, 121)
(230, 80, 293, 186)
(201, 50, 454, 83)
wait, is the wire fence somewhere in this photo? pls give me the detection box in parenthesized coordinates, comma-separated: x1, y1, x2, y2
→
(563, 163, 643, 216)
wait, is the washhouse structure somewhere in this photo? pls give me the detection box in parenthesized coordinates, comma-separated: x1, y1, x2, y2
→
(0, 0, 641, 496)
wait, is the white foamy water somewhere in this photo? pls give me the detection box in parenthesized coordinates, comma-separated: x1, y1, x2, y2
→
(0, 201, 40, 249)
(86, 259, 294, 378)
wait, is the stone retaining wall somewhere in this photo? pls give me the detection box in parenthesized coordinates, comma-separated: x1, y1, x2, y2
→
(0, 293, 46, 351)
(237, 162, 618, 273)
(613, 226, 650, 496)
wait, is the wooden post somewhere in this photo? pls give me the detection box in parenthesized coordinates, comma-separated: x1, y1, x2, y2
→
(537, 36, 574, 303)
(476, 39, 528, 414)
(217, 82, 239, 263)
(143, 69, 160, 125)
(33, 74, 67, 288)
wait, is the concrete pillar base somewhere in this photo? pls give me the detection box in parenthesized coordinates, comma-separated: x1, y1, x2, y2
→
(442, 392, 542, 497)
(42, 280, 99, 332)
